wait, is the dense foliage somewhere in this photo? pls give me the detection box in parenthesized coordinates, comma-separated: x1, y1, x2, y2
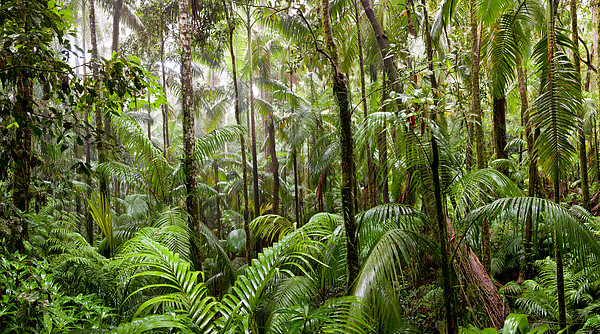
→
(3, 0, 600, 332)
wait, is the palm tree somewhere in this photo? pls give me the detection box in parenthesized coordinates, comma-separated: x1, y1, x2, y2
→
(528, 0, 584, 325)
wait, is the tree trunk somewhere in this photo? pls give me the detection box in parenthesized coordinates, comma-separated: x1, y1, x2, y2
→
(379, 70, 389, 204)
(112, 0, 123, 53)
(10, 77, 33, 252)
(246, 11, 261, 223)
(571, 0, 590, 210)
(352, 0, 375, 209)
(421, 1, 457, 331)
(147, 92, 152, 139)
(470, 2, 485, 170)
(81, 1, 94, 244)
(473, 3, 490, 273)
(359, 0, 401, 95)
(293, 148, 301, 223)
(268, 111, 279, 215)
(321, 0, 359, 290)
(214, 162, 222, 239)
(179, 0, 201, 269)
(160, 17, 170, 155)
(223, 0, 251, 263)
(517, 56, 537, 279)
(89, 0, 108, 203)
(549, 1, 565, 328)
(492, 97, 508, 176)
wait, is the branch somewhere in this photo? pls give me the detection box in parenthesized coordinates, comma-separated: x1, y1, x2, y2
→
(579, 35, 597, 73)
(0, 64, 71, 74)
(297, 10, 335, 68)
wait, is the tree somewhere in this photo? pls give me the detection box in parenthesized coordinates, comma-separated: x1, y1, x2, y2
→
(178, 0, 201, 266)
(530, 0, 583, 327)
(319, 0, 360, 289)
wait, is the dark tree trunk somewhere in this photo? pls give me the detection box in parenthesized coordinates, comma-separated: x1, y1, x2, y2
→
(359, 0, 400, 94)
(492, 97, 508, 175)
(268, 112, 279, 215)
(293, 148, 301, 224)
(214, 162, 222, 239)
(379, 70, 389, 204)
(321, 0, 359, 290)
(571, 0, 590, 210)
(421, 1, 457, 331)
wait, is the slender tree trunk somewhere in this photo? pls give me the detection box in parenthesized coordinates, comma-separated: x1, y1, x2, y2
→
(493, 97, 508, 175)
(554, 179, 566, 329)
(321, 0, 359, 290)
(571, 0, 590, 210)
(112, 0, 122, 53)
(352, 0, 375, 208)
(517, 56, 537, 279)
(223, 0, 251, 263)
(473, 3, 490, 273)
(421, 1, 457, 331)
(379, 71, 389, 204)
(81, 2, 94, 244)
(179, 0, 201, 269)
(89, 0, 108, 203)
(147, 92, 152, 139)
(214, 162, 222, 239)
(549, 0, 566, 327)
(246, 11, 261, 223)
(293, 148, 301, 223)
(160, 16, 170, 155)
(470, 3, 485, 170)
(268, 111, 279, 215)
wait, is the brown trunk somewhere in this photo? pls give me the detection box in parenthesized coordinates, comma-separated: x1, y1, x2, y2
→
(492, 97, 508, 175)
(449, 218, 508, 329)
(112, 0, 123, 53)
(179, 0, 201, 269)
